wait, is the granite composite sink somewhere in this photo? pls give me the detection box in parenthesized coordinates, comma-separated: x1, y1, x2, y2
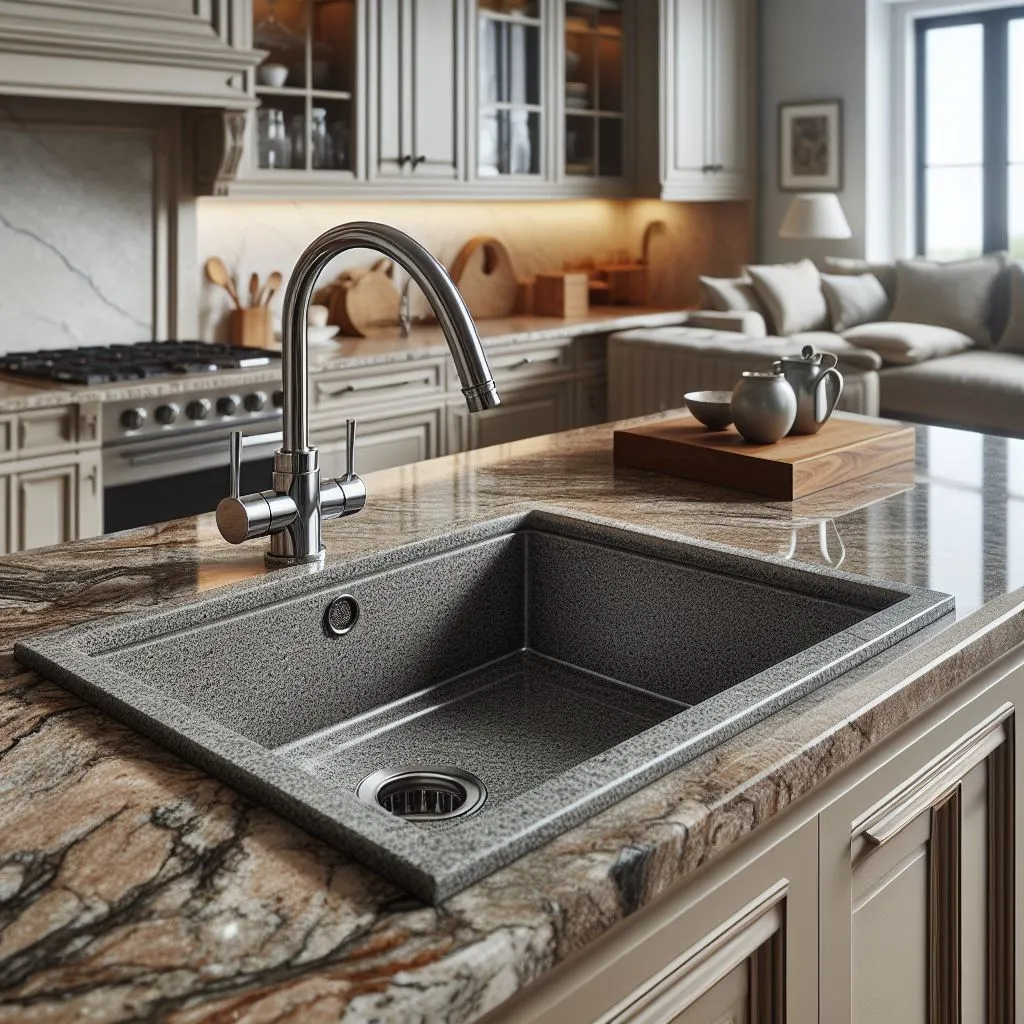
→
(16, 509, 952, 901)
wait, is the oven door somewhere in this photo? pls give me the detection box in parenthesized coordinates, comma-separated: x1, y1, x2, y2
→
(103, 424, 282, 533)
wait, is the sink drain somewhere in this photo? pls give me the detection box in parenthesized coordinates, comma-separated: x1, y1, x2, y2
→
(356, 766, 487, 822)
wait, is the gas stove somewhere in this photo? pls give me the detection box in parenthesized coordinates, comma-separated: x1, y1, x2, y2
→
(0, 340, 280, 386)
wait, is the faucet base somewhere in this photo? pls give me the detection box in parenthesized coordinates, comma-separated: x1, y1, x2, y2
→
(265, 547, 325, 569)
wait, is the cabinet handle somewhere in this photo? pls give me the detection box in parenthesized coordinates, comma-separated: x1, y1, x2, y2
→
(319, 378, 419, 398)
(397, 154, 410, 167)
(83, 464, 99, 495)
(411, 155, 426, 170)
(858, 703, 1012, 849)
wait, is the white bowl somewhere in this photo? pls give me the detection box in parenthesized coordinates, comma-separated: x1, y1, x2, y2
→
(258, 63, 289, 88)
(307, 325, 341, 345)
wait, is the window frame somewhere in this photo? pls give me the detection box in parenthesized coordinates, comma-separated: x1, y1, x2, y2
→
(914, 6, 1023, 257)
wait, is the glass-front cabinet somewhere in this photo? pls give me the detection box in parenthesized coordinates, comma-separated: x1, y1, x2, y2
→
(562, 0, 625, 181)
(251, 0, 357, 178)
(473, 0, 546, 182)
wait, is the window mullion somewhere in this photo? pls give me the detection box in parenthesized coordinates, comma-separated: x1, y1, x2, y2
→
(982, 13, 1009, 254)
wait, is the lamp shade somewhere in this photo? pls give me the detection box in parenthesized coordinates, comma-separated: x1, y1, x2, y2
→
(778, 193, 852, 240)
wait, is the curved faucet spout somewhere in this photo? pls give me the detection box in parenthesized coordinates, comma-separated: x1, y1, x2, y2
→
(281, 221, 500, 452)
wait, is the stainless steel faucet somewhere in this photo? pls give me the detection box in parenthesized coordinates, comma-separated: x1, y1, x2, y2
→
(216, 222, 501, 566)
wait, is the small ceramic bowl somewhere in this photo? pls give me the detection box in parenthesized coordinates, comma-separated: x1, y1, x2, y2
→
(684, 390, 734, 430)
(258, 63, 289, 88)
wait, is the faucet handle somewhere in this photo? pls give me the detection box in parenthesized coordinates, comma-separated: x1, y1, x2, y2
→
(216, 429, 296, 544)
(321, 418, 366, 521)
(228, 429, 243, 498)
(345, 418, 357, 479)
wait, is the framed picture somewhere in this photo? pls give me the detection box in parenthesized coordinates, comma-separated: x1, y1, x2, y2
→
(778, 101, 842, 191)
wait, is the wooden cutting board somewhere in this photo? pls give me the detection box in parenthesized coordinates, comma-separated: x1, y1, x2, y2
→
(613, 413, 916, 500)
(450, 236, 519, 319)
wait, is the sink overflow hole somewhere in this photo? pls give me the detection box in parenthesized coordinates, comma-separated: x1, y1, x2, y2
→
(356, 766, 487, 822)
(324, 594, 360, 636)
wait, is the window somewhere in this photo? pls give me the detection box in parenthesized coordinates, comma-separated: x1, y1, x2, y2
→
(916, 7, 1024, 259)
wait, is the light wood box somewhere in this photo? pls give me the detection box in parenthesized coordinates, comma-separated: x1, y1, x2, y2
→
(533, 272, 589, 318)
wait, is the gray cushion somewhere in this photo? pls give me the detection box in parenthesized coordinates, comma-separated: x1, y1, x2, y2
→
(879, 350, 1024, 435)
(842, 322, 975, 365)
(699, 276, 765, 316)
(820, 272, 890, 331)
(889, 253, 1009, 348)
(822, 257, 898, 302)
(746, 259, 829, 335)
(999, 262, 1024, 353)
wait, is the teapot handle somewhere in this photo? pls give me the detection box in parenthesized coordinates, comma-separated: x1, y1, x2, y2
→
(814, 367, 844, 423)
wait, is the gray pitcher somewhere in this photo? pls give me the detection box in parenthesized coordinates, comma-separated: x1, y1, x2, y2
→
(773, 346, 844, 435)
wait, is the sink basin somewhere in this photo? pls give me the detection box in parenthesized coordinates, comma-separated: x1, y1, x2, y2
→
(16, 509, 952, 901)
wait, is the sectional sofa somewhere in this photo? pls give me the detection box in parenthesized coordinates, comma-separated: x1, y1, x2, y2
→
(608, 254, 1024, 438)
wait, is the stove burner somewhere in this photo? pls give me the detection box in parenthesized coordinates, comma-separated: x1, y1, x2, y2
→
(0, 341, 281, 385)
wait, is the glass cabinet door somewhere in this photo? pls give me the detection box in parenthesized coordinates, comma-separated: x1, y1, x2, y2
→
(563, 0, 624, 178)
(252, 0, 356, 175)
(476, 1, 545, 178)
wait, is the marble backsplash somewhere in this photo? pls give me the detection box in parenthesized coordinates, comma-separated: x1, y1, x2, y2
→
(0, 109, 155, 352)
(196, 198, 752, 341)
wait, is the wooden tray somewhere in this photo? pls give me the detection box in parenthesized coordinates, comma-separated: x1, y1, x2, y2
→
(613, 413, 916, 500)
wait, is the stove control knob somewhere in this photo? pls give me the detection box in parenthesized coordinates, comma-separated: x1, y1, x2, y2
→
(272, 389, 285, 409)
(154, 403, 179, 426)
(217, 395, 240, 417)
(120, 407, 147, 431)
(186, 398, 211, 421)
(244, 391, 267, 413)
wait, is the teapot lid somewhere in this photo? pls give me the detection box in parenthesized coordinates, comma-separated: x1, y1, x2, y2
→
(798, 345, 822, 363)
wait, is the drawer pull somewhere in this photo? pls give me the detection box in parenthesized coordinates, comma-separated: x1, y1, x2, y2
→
(319, 378, 419, 398)
(859, 703, 1012, 848)
(503, 355, 561, 372)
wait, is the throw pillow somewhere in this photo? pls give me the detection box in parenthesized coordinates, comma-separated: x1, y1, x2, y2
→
(822, 256, 898, 302)
(820, 272, 890, 331)
(843, 322, 975, 365)
(699, 276, 764, 315)
(999, 262, 1024, 353)
(888, 253, 1009, 348)
(746, 259, 829, 336)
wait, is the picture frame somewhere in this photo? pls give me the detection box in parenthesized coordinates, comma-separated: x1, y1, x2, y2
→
(778, 100, 843, 192)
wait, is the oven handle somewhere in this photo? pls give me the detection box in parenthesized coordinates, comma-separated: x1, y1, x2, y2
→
(119, 431, 283, 468)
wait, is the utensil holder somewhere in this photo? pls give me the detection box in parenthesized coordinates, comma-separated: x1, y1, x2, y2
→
(229, 307, 274, 349)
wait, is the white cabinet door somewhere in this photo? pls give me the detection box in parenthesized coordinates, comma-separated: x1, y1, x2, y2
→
(820, 703, 1015, 1024)
(662, 0, 752, 201)
(370, 0, 461, 181)
(15, 463, 77, 552)
(409, 0, 460, 179)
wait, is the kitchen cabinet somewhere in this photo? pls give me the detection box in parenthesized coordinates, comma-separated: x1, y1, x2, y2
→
(448, 379, 573, 451)
(315, 406, 443, 478)
(485, 815, 817, 1022)
(634, 0, 754, 202)
(0, 451, 101, 555)
(560, 0, 627, 185)
(820, 700, 1016, 1024)
(369, 0, 462, 181)
(470, 0, 549, 187)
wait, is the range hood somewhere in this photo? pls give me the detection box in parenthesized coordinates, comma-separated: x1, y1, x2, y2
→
(0, 0, 264, 109)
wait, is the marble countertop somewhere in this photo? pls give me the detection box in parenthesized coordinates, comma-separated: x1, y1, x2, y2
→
(0, 308, 687, 415)
(2, 414, 1023, 1021)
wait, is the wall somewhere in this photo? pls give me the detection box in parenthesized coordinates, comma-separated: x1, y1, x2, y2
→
(758, 0, 870, 264)
(0, 97, 190, 353)
(195, 199, 753, 341)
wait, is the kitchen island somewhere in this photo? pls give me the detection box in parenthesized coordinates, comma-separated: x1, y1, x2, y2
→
(1, 415, 1023, 1022)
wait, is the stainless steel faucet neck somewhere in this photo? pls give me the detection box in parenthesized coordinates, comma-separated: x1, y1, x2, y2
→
(217, 222, 500, 567)
(281, 222, 499, 453)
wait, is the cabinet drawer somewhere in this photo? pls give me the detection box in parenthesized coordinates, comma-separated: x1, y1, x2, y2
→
(314, 407, 443, 478)
(472, 340, 573, 390)
(16, 406, 77, 455)
(312, 360, 444, 413)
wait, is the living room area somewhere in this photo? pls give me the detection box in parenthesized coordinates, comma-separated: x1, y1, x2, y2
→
(611, 0, 1024, 442)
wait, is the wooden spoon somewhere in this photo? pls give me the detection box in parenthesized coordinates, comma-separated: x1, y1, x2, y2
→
(258, 270, 283, 307)
(248, 272, 260, 308)
(205, 257, 242, 309)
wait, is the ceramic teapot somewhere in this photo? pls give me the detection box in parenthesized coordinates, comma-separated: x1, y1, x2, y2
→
(773, 346, 844, 435)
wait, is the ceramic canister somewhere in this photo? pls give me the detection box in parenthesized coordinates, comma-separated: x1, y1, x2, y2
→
(731, 371, 798, 444)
